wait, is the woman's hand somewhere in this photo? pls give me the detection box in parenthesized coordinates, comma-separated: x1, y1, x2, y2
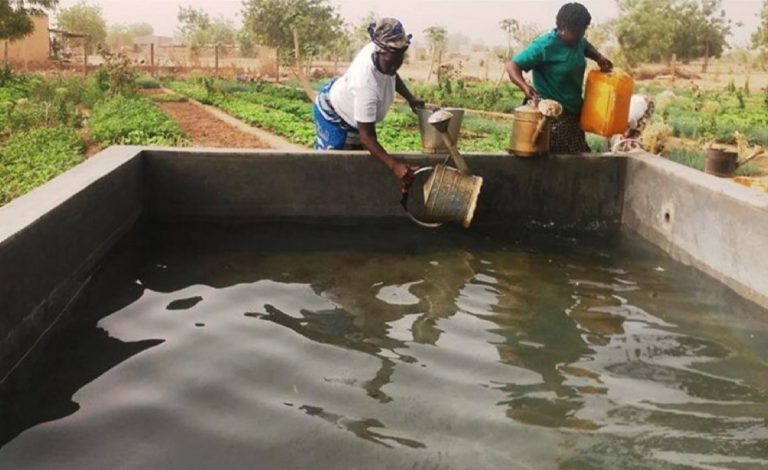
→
(408, 98, 426, 113)
(523, 84, 541, 104)
(391, 162, 418, 186)
(597, 56, 614, 73)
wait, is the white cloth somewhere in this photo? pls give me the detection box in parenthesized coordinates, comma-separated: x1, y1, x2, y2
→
(328, 43, 396, 126)
(628, 94, 649, 130)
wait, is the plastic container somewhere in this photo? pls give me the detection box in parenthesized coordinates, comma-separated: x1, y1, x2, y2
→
(580, 70, 634, 137)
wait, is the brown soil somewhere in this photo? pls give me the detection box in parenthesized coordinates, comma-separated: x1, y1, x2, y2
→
(158, 101, 269, 148)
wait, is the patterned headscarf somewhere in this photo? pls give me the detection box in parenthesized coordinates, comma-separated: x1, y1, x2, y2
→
(368, 18, 412, 53)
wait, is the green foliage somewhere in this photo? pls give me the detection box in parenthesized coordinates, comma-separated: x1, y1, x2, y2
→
(411, 81, 525, 113)
(0, 0, 58, 41)
(587, 135, 607, 153)
(106, 23, 153, 49)
(616, 0, 677, 66)
(659, 89, 768, 145)
(177, 6, 237, 51)
(170, 80, 315, 145)
(242, 0, 343, 65)
(617, 0, 732, 66)
(0, 127, 83, 205)
(0, 75, 85, 136)
(89, 96, 186, 146)
(352, 11, 378, 51)
(149, 92, 187, 103)
(764, 86, 768, 110)
(166, 80, 210, 103)
(673, 0, 732, 63)
(83, 71, 108, 107)
(127, 22, 153, 37)
(238, 29, 256, 57)
(98, 52, 139, 97)
(136, 75, 160, 89)
(56, 1, 107, 52)
(753, 0, 768, 51)
(424, 26, 448, 54)
(734, 89, 745, 109)
(220, 98, 315, 145)
(667, 148, 760, 176)
(0, 66, 31, 98)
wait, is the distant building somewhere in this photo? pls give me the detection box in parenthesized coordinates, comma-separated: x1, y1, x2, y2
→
(1, 15, 50, 64)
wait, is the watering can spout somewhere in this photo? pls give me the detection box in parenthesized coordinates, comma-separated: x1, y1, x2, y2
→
(737, 148, 765, 169)
(427, 110, 470, 174)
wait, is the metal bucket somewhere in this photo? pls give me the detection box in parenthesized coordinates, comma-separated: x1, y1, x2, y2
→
(508, 106, 550, 157)
(417, 108, 465, 154)
(705, 149, 739, 177)
(414, 165, 483, 228)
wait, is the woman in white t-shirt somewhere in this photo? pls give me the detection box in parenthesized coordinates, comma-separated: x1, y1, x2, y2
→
(313, 18, 424, 184)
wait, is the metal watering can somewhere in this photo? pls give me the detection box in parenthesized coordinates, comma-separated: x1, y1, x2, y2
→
(508, 99, 563, 157)
(704, 148, 765, 178)
(416, 107, 464, 154)
(401, 110, 483, 229)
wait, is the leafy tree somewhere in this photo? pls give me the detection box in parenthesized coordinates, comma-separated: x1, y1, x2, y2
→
(56, 1, 107, 53)
(106, 25, 133, 48)
(106, 23, 153, 49)
(128, 23, 153, 37)
(617, 0, 733, 68)
(0, 0, 57, 42)
(674, 0, 732, 71)
(499, 18, 518, 59)
(424, 25, 447, 82)
(238, 29, 255, 57)
(326, 26, 353, 73)
(177, 6, 237, 53)
(352, 11, 377, 51)
(754, 0, 768, 55)
(586, 20, 615, 52)
(616, 0, 678, 66)
(498, 19, 543, 82)
(242, 0, 343, 87)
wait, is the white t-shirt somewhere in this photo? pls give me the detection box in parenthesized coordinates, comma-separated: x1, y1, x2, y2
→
(328, 43, 396, 127)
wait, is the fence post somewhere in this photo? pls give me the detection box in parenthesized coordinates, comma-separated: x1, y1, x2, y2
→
(150, 43, 155, 76)
(275, 47, 280, 83)
(83, 40, 89, 78)
(214, 44, 219, 78)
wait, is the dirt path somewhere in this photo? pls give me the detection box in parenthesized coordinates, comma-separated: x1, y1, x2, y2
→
(158, 101, 269, 148)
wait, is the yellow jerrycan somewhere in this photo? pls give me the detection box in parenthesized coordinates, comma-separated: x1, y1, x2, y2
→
(580, 70, 633, 137)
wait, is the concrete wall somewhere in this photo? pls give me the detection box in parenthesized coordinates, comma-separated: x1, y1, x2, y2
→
(144, 149, 625, 229)
(623, 153, 768, 310)
(3, 146, 768, 378)
(0, 147, 143, 379)
(1, 16, 49, 64)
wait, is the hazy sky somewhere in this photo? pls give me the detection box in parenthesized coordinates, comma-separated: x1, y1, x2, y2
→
(52, 0, 764, 47)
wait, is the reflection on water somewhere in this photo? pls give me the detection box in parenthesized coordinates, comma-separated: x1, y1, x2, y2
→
(1, 222, 767, 469)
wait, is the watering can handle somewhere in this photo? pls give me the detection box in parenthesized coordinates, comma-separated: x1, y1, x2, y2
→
(531, 115, 549, 145)
(400, 167, 443, 228)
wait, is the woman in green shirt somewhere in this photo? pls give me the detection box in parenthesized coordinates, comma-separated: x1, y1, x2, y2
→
(506, 2, 613, 153)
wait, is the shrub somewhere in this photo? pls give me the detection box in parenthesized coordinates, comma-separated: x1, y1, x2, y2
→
(0, 127, 84, 205)
(136, 75, 161, 89)
(667, 148, 760, 177)
(89, 96, 186, 146)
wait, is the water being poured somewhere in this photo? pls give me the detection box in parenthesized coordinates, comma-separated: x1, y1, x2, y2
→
(1, 222, 766, 469)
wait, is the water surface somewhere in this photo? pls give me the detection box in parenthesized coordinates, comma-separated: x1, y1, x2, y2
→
(1, 222, 767, 469)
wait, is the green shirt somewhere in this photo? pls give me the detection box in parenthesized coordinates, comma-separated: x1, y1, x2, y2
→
(513, 29, 587, 114)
